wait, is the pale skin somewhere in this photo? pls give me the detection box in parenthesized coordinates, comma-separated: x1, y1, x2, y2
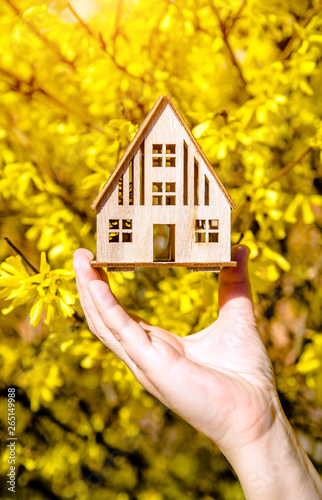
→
(73, 245, 322, 499)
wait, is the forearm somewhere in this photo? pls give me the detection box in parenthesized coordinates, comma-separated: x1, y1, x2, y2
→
(225, 411, 322, 500)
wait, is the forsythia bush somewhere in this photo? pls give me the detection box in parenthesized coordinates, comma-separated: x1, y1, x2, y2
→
(0, 0, 321, 498)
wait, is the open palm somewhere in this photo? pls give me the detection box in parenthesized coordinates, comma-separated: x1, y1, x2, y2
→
(73, 245, 280, 460)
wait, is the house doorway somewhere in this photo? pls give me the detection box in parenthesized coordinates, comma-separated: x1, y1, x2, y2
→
(153, 224, 175, 262)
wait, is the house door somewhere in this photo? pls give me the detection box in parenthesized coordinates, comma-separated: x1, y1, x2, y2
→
(153, 224, 175, 262)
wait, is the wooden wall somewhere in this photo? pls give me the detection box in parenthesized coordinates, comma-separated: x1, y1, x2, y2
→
(96, 101, 231, 266)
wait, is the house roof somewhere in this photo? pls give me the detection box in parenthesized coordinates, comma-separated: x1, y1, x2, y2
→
(91, 95, 236, 210)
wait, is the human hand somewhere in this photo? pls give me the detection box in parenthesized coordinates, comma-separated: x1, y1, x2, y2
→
(73, 245, 322, 499)
(73, 246, 278, 456)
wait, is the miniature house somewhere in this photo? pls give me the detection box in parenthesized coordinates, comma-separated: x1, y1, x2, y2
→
(91, 95, 236, 271)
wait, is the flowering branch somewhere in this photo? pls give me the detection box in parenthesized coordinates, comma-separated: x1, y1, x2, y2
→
(210, 2, 248, 88)
(280, 2, 322, 63)
(0, 66, 105, 135)
(232, 144, 312, 227)
(3, 238, 83, 325)
(67, 2, 146, 83)
(4, 0, 75, 69)
(225, 0, 247, 37)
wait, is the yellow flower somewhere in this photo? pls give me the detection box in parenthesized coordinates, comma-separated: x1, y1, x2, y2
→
(0, 253, 77, 329)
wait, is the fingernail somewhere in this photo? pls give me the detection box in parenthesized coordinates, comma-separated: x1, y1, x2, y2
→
(232, 244, 250, 260)
(241, 245, 250, 258)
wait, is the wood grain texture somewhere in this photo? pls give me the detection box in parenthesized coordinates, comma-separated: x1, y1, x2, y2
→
(92, 96, 236, 270)
(91, 95, 236, 211)
(91, 261, 237, 270)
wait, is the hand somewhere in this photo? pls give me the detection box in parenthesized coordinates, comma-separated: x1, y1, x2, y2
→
(73, 245, 322, 500)
(73, 246, 277, 454)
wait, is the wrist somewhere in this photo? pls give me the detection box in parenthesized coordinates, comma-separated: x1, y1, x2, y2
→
(224, 407, 322, 500)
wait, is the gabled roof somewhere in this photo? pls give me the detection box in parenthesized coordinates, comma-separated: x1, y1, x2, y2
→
(91, 95, 236, 210)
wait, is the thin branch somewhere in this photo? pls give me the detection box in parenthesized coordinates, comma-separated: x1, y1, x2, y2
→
(36, 88, 105, 133)
(4, 237, 39, 274)
(67, 3, 95, 39)
(4, 0, 75, 69)
(231, 144, 312, 227)
(210, 2, 248, 88)
(112, 0, 124, 41)
(0, 65, 105, 134)
(223, 34, 248, 87)
(231, 200, 248, 227)
(72, 311, 83, 324)
(236, 232, 244, 244)
(225, 0, 247, 36)
(264, 145, 312, 186)
(0, 66, 31, 86)
(67, 2, 145, 83)
(280, 2, 322, 63)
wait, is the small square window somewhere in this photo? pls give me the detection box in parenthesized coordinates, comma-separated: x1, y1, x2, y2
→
(166, 144, 176, 154)
(209, 219, 219, 230)
(166, 182, 176, 192)
(166, 157, 176, 167)
(122, 232, 132, 243)
(152, 182, 163, 193)
(152, 144, 162, 154)
(153, 196, 162, 205)
(109, 232, 119, 242)
(166, 196, 175, 205)
(109, 219, 119, 230)
(122, 219, 132, 230)
(153, 157, 162, 167)
(195, 219, 206, 230)
(195, 232, 206, 243)
(209, 232, 219, 243)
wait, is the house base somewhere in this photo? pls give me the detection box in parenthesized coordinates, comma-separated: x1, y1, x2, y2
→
(91, 261, 237, 272)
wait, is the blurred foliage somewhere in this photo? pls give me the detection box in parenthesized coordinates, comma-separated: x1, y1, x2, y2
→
(0, 0, 322, 498)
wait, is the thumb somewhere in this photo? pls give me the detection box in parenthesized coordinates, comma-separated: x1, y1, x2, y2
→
(218, 245, 256, 324)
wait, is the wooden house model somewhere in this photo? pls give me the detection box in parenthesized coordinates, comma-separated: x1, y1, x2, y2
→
(91, 95, 237, 272)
